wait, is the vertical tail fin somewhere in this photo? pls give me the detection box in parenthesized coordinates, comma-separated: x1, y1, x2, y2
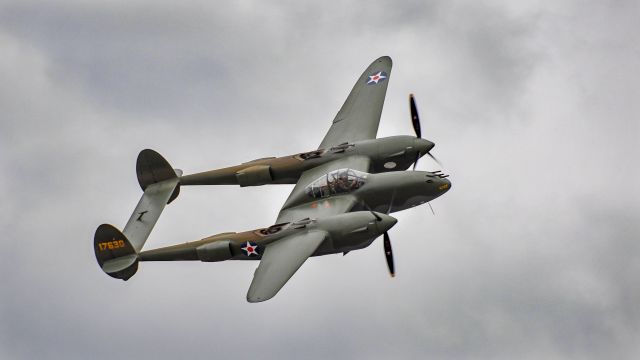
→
(136, 149, 181, 204)
(94, 224, 138, 280)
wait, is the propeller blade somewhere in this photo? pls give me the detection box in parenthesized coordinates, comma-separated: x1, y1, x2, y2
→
(428, 202, 435, 215)
(387, 191, 396, 214)
(409, 94, 421, 139)
(362, 202, 382, 221)
(409, 94, 445, 169)
(383, 232, 395, 277)
(427, 152, 442, 167)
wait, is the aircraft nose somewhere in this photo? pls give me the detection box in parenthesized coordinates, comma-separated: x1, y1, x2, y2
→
(424, 172, 451, 196)
(373, 212, 398, 233)
(414, 138, 435, 155)
(437, 178, 451, 193)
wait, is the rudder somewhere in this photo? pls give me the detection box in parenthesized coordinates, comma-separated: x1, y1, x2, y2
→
(136, 149, 181, 204)
(94, 224, 138, 280)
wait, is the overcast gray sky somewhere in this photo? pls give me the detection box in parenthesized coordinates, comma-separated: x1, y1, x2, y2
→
(1, 1, 639, 359)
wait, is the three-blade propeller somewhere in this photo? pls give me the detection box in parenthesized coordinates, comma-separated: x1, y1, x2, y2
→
(410, 94, 441, 170)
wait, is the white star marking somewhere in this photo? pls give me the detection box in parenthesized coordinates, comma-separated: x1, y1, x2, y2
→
(367, 71, 387, 84)
(241, 241, 259, 256)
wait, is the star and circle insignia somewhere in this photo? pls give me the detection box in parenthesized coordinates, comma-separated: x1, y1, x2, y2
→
(366, 71, 388, 85)
(241, 241, 260, 257)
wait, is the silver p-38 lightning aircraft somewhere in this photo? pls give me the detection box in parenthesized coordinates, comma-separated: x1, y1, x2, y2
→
(94, 56, 451, 302)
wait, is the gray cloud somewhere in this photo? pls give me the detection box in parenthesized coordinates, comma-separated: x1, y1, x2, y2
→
(1, 1, 639, 359)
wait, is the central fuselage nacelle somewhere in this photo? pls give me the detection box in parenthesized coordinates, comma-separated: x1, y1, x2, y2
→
(283, 169, 451, 215)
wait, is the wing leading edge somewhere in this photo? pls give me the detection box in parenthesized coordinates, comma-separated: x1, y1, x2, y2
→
(318, 56, 392, 149)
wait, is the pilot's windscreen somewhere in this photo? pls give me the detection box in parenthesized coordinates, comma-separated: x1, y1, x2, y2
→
(336, 169, 350, 192)
(306, 168, 367, 198)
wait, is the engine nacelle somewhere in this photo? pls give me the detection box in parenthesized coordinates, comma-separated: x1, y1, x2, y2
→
(196, 240, 233, 262)
(236, 165, 273, 187)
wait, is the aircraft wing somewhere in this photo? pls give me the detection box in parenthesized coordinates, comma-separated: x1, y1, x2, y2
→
(247, 230, 327, 302)
(318, 56, 392, 149)
(245, 155, 369, 301)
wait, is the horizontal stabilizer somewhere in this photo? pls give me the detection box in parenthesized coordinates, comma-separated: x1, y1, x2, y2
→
(122, 177, 179, 253)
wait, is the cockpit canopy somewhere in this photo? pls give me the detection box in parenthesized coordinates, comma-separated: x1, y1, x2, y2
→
(305, 168, 368, 198)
